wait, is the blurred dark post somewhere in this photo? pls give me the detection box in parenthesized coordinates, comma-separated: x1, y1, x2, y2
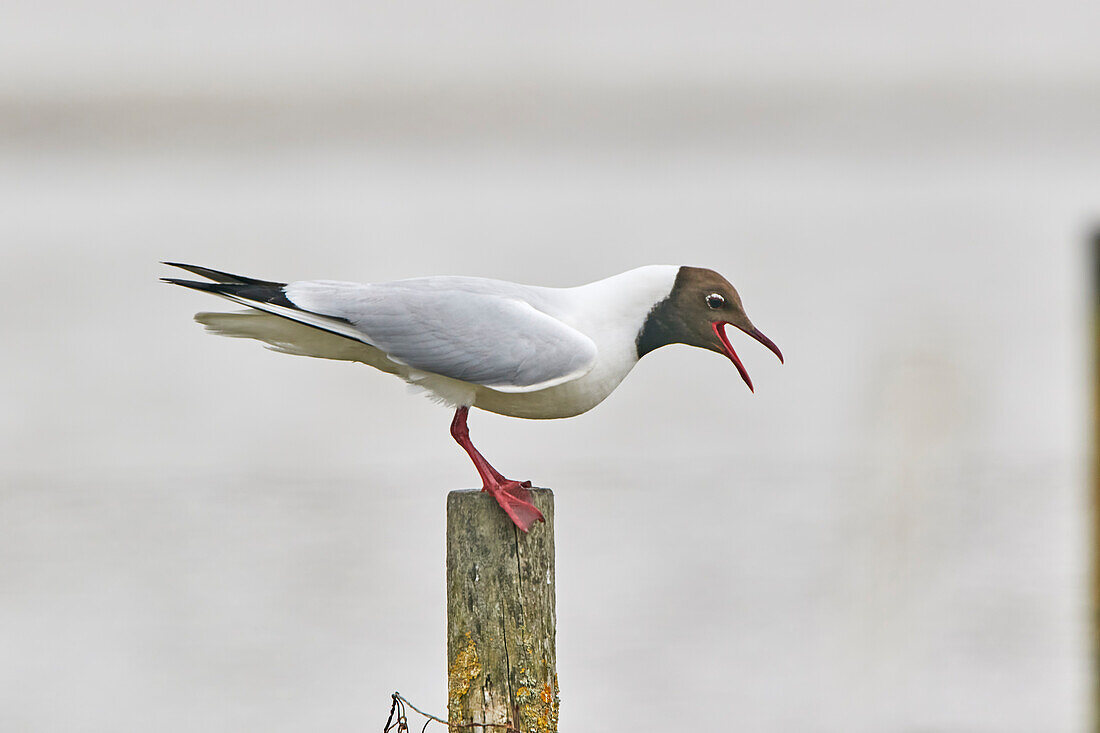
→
(1092, 228, 1100, 733)
(446, 489, 559, 733)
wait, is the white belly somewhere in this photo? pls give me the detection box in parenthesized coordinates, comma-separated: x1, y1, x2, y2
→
(472, 353, 638, 419)
(398, 339, 639, 419)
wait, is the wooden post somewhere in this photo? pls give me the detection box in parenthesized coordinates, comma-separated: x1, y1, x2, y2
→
(1092, 228, 1100, 733)
(446, 488, 559, 733)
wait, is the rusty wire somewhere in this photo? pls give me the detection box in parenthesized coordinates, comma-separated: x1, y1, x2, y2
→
(383, 692, 520, 733)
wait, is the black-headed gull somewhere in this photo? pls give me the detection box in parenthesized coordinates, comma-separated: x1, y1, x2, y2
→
(164, 263, 782, 531)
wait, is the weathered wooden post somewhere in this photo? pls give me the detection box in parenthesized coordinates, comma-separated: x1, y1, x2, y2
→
(446, 488, 559, 733)
(1092, 227, 1100, 733)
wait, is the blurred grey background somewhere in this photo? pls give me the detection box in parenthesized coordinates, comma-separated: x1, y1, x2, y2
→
(1, 2, 1096, 731)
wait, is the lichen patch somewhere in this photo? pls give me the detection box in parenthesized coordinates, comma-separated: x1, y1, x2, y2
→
(447, 633, 482, 723)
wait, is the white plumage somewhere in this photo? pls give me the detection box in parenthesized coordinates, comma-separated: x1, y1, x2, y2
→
(192, 266, 680, 419)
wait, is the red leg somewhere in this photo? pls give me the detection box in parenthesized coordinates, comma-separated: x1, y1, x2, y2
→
(450, 406, 545, 532)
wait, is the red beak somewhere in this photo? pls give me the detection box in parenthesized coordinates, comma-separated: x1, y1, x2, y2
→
(712, 321, 784, 393)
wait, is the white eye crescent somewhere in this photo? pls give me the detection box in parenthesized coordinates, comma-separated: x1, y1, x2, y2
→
(705, 293, 725, 309)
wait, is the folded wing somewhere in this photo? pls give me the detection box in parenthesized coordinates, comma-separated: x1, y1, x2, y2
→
(165, 265, 597, 393)
(286, 280, 597, 392)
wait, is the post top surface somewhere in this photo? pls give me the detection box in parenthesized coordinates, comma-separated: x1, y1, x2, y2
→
(448, 487, 552, 496)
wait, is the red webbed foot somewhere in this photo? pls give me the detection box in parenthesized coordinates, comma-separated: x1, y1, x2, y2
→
(482, 479, 544, 532)
(450, 405, 545, 532)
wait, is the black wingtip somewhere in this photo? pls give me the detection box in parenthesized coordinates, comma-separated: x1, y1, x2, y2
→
(161, 277, 222, 292)
(163, 276, 301, 310)
(161, 262, 285, 287)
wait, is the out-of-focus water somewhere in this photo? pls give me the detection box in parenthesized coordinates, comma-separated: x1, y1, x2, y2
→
(2, 3, 1098, 730)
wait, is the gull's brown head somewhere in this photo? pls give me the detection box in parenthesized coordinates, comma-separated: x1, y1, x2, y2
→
(636, 266, 783, 392)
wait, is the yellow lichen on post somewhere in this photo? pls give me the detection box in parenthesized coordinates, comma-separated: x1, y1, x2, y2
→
(447, 632, 482, 721)
(509, 629, 559, 733)
(515, 671, 559, 733)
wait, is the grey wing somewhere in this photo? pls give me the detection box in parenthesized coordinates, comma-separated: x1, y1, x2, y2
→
(285, 280, 597, 392)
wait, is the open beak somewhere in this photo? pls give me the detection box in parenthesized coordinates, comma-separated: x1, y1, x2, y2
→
(711, 321, 784, 393)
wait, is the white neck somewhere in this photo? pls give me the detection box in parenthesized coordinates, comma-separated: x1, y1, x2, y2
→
(565, 265, 679, 349)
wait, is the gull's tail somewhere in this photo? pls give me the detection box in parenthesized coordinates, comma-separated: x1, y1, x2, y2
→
(162, 262, 390, 367)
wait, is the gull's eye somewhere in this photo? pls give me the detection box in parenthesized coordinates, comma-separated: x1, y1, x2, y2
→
(705, 293, 725, 309)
